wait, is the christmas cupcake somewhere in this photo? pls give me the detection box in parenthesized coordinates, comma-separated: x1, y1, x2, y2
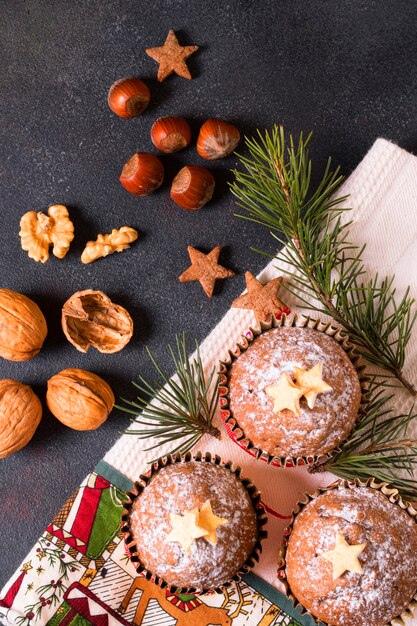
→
(220, 315, 366, 465)
(121, 452, 267, 592)
(278, 480, 417, 626)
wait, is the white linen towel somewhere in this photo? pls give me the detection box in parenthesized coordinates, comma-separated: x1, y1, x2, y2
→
(104, 137, 417, 623)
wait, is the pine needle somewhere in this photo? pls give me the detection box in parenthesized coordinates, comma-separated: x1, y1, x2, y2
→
(117, 333, 220, 458)
(230, 124, 416, 395)
(317, 381, 417, 500)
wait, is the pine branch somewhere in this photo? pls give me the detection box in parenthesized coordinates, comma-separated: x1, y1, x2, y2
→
(314, 382, 417, 501)
(231, 125, 416, 395)
(117, 333, 220, 459)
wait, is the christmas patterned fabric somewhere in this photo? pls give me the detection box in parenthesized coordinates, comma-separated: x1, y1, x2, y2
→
(0, 461, 313, 626)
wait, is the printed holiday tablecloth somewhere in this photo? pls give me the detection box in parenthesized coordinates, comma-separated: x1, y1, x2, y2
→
(0, 460, 313, 626)
(1, 138, 417, 626)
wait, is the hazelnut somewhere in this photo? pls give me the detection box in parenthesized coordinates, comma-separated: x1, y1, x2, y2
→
(119, 152, 164, 196)
(0, 379, 42, 458)
(151, 116, 192, 153)
(197, 119, 240, 159)
(0, 289, 48, 361)
(47, 368, 114, 431)
(170, 165, 215, 211)
(61, 289, 133, 353)
(108, 77, 151, 118)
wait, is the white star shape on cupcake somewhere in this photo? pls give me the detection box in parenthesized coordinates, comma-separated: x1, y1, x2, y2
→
(266, 373, 307, 416)
(198, 500, 228, 544)
(166, 508, 209, 553)
(320, 531, 366, 579)
(293, 362, 333, 409)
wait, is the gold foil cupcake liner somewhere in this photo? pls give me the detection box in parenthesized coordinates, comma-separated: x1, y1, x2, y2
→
(277, 477, 417, 626)
(219, 312, 369, 468)
(121, 450, 268, 594)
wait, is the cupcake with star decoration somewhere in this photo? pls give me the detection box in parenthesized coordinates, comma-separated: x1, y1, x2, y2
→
(220, 315, 367, 466)
(278, 479, 417, 626)
(121, 452, 267, 591)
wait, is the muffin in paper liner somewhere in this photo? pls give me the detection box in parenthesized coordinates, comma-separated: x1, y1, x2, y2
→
(276, 478, 417, 626)
(121, 450, 268, 594)
(218, 312, 369, 468)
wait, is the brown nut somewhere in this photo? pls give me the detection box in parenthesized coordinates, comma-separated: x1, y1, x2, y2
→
(61, 289, 133, 353)
(0, 289, 48, 361)
(81, 227, 139, 264)
(0, 379, 42, 458)
(19, 204, 75, 263)
(47, 368, 114, 431)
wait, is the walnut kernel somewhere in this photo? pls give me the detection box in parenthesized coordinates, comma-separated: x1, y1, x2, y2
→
(81, 227, 139, 264)
(19, 204, 75, 263)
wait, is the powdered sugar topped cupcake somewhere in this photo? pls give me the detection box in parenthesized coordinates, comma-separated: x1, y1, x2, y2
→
(280, 482, 417, 626)
(122, 452, 267, 591)
(225, 322, 363, 461)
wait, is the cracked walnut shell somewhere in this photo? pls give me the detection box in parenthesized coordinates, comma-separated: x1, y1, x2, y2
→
(0, 289, 48, 361)
(19, 204, 75, 263)
(62, 289, 133, 353)
(0, 379, 42, 458)
(81, 227, 139, 264)
(47, 368, 114, 430)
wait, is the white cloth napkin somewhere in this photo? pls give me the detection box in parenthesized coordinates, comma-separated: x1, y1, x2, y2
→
(104, 138, 417, 622)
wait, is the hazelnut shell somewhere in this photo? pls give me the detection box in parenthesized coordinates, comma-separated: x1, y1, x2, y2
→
(61, 289, 133, 354)
(47, 368, 114, 431)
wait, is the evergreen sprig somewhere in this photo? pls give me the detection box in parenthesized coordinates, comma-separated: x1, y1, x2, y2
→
(317, 381, 417, 500)
(231, 125, 416, 395)
(118, 333, 220, 457)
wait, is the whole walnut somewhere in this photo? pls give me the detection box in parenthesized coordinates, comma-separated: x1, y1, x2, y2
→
(0, 379, 42, 458)
(47, 368, 114, 430)
(0, 289, 48, 361)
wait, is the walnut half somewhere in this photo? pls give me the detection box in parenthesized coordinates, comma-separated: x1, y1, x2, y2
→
(62, 289, 133, 353)
(81, 226, 139, 264)
(19, 204, 75, 263)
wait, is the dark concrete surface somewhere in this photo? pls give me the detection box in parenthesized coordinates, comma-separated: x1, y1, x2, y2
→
(1, 0, 417, 588)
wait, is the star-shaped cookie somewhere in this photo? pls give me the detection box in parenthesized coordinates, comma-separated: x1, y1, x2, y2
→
(166, 508, 209, 554)
(198, 500, 228, 544)
(320, 532, 365, 580)
(231, 271, 289, 322)
(179, 245, 235, 297)
(293, 363, 333, 409)
(146, 30, 199, 81)
(266, 373, 307, 416)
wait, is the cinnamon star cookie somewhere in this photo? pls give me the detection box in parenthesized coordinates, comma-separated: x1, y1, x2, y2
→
(146, 30, 199, 81)
(179, 245, 235, 297)
(232, 271, 289, 322)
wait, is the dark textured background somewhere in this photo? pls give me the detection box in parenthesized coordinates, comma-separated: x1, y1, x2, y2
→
(1, 0, 417, 588)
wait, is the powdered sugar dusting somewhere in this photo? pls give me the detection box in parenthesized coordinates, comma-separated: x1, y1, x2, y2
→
(130, 461, 258, 589)
(286, 487, 417, 626)
(228, 327, 361, 457)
